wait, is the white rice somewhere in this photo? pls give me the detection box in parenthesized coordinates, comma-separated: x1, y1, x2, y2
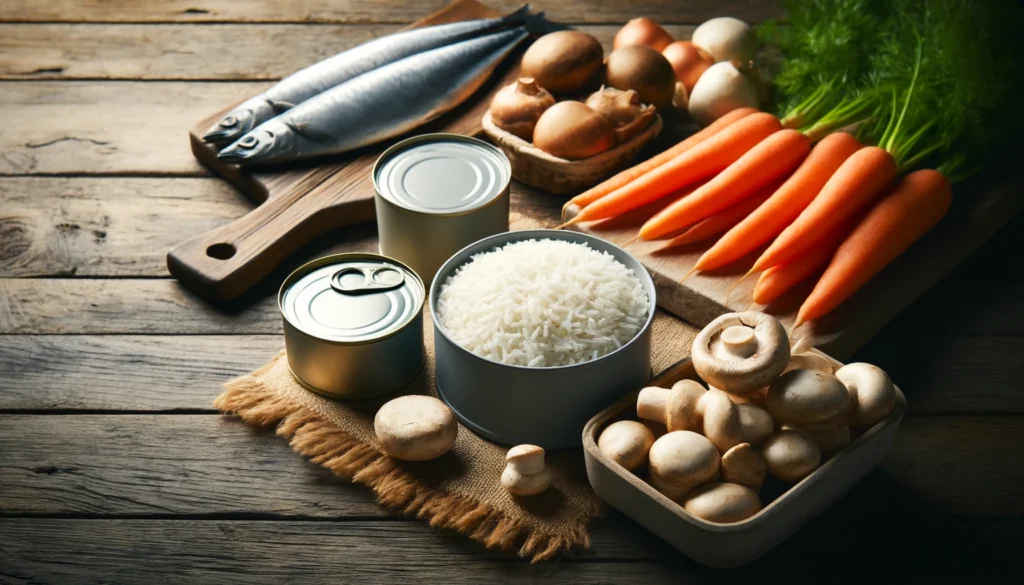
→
(436, 239, 650, 368)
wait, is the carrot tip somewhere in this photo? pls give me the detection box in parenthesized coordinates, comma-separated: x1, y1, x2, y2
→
(680, 265, 699, 284)
(724, 272, 753, 306)
(622, 234, 642, 247)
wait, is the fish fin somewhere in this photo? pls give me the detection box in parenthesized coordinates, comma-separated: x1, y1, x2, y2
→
(522, 11, 568, 35)
(289, 121, 334, 143)
(500, 5, 531, 24)
(268, 100, 297, 113)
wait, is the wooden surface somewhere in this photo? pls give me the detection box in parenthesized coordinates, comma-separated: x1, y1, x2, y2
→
(171, 0, 524, 302)
(1, 1, 1023, 582)
(564, 170, 1024, 359)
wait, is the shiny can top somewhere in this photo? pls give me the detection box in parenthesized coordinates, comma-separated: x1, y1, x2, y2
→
(373, 134, 511, 216)
(280, 254, 424, 344)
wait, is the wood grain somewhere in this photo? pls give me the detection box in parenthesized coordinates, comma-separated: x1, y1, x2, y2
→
(0, 24, 696, 80)
(564, 172, 1024, 359)
(0, 0, 781, 24)
(0, 80, 266, 175)
(1, 414, 1020, 518)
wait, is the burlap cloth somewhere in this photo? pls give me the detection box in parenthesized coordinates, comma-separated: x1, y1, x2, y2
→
(216, 309, 695, 561)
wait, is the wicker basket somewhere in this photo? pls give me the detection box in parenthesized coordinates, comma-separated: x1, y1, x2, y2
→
(481, 110, 663, 196)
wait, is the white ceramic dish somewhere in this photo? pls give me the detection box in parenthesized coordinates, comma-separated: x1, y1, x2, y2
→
(582, 357, 906, 568)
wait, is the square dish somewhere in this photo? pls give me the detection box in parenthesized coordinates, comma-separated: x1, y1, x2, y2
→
(582, 356, 906, 569)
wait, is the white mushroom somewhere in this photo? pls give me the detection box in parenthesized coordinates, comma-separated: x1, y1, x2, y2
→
(766, 369, 850, 427)
(637, 382, 742, 453)
(785, 424, 850, 455)
(697, 389, 744, 453)
(682, 482, 762, 523)
(761, 430, 821, 483)
(598, 420, 656, 472)
(373, 395, 457, 461)
(692, 312, 790, 394)
(720, 442, 766, 491)
(735, 403, 774, 446)
(783, 352, 836, 375)
(501, 445, 552, 496)
(648, 431, 720, 496)
(715, 385, 767, 407)
(836, 363, 897, 427)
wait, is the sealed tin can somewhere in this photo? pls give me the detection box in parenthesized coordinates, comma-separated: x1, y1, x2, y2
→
(279, 253, 425, 399)
(373, 133, 511, 285)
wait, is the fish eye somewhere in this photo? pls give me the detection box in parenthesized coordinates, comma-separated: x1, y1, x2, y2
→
(238, 135, 258, 148)
(220, 116, 238, 128)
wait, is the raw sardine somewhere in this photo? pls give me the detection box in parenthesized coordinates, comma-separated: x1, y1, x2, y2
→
(202, 5, 531, 144)
(218, 26, 533, 165)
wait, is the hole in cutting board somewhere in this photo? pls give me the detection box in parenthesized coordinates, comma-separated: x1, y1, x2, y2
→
(206, 243, 236, 260)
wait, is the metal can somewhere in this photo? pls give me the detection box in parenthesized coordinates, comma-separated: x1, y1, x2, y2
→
(279, 253, 425, 399)
(373, 133, 511, 286)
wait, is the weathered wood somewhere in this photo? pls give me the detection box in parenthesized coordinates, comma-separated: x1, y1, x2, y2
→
(1, 334, 1020, 414)
(0, 0, 781, 24)
(1, 414, 1019, 518)
(564, 172, 1024, 360)
(4, 276, 1020, 336)
(0, 24, 696, 80)
(0, 81, 266, 175)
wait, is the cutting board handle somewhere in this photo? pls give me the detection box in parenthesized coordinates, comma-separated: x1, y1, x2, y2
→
(166, 185, 374, 303)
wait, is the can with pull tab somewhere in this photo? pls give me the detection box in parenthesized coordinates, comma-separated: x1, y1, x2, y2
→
(279, 253, 425, 399)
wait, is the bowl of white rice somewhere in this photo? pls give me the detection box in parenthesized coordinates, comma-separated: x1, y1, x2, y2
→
(430, 229, 655, 449)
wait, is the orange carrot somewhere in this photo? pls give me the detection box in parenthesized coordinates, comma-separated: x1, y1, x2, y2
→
(696, 132, 863, 271)
(750, 146, 898, 272)
(639, 129, 811, 240)
(751, 218, 857, 305)
(797, 169, 952, 324)
(566, 107, 758, 210)
(565, 112, 783, 226)
(657, 181, 776, 249)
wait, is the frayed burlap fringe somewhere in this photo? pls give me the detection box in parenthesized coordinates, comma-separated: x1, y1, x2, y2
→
(214, 371, 595, 562)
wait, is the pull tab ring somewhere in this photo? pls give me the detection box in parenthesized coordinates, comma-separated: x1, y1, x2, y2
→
(330, 264, 405, 295)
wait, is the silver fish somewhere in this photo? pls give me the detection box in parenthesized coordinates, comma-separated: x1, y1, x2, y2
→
(202, 5, 531, 144)
(219, 26, 532, 166)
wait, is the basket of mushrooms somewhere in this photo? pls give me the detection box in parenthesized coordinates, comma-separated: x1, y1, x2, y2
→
(483, 30, 673, 194)
(582, 311, 905, 568)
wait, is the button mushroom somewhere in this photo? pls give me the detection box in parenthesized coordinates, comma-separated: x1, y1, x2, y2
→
(598, 420, 656, 472)
(783, 352, 836, 375)
(501, 445, 552, 496)
(692, 312, 790, 394)
(698, 389, 744, 453)
(735, 403, 774, 446)
(835, 363, 897, 427)
(682, 482, 762, 523)
(761, 430, 821, 483)
(785, 424, 851, 455)
(766, 369, 850, 427)
(648, 431, 720, 497)
(720, 442, 766, 491)
(373, 395, 457, 462)
(637, 382, 742, 453)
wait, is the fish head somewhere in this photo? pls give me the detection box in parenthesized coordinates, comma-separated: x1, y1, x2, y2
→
(202, 101, 276, 144)
(216, 122, 297, 165)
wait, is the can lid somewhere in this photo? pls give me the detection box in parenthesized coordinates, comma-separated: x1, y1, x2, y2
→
(281, 256, 424, 343)
(374, 135, 510, 215)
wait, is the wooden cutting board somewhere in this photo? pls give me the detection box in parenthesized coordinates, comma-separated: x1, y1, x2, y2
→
(563, 172, 1023, 359)
(171, 0, 517, 303)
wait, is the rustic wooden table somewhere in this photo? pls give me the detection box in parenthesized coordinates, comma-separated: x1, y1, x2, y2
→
(1, 1, 1022, 582)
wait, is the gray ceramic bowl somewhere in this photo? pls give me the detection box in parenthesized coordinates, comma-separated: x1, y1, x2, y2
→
(429, 229, 656, 449)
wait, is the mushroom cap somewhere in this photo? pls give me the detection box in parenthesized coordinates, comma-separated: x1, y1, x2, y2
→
(636, 386, 670, 425)
(785, 424, 850, 455)
(692, 312, 790, 394)
(736, 403, 774, 446)
(766, 369, 850, 427)
(836, 363, 897, 427)
(665, 379, 707, 432)
(761, 430, 821, 483)
(697, 389, 743, 453)
(374, 395, 457, 462)
(682, 482, 762, 523)
(716, 385, 767, 407)
(783, 352, 836, 375)
(506, 444, 546, 475)
(598, 420, 656, 472)
(501, 465, 552, 496)
(720, 443, 766, 491)
(648, 471, 689, 501)
(648, 431, 720, 492)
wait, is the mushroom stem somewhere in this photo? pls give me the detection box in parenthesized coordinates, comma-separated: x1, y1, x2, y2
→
(637, 386, 671, 424)
(720, 325, 758, 358)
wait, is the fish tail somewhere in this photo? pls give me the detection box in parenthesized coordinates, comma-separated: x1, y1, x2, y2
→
(522, 11, 570, 35)
(501, 4, 532, 25)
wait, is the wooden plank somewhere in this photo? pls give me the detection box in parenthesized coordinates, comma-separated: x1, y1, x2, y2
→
(0, 81, 266, 175)
(0, 0, 781, 25)
(0, 24, 696, 80)
(0, 414, 1020, 518)
(1, 335, 1020, 414)
(564, 171, 1024, 360)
